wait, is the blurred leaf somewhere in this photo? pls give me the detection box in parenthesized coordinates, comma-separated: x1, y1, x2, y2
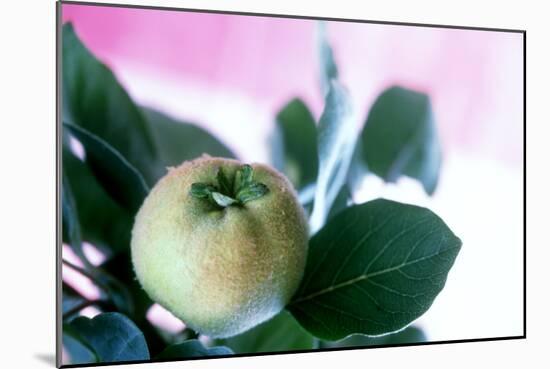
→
(63, 325, 98, 364)
(62, 284, 86, 317)
(62, 147, 134, 315)
(274, 99, 318, 190)
(62, 23, 158, 184)
(318, 21, 339, 95)
(67, 313, 150, 363)
(101, 251, 168, 357)
(62, 171, 90, 267)
(140, 107, 235, 176)
(62, 296, 85, 316)
(361, 86, 441, 195)
(326, 185, 352, 221)
(64, 122, 149, 214)
(63, 139, 133, 254)
(322, 325, 426, 348)
(62, 258, 134, 317)
(289, 199, 461, 340)
(156, 340, 233, 359)
(346, 139, 369, 194)
(218, 311, 314, 354)
(101, 252, 153, 319)
(93, 268, 135, 316)
(309, 80, 356, 234)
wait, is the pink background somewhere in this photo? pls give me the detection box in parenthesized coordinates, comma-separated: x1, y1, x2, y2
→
(62, 4, 523, 164)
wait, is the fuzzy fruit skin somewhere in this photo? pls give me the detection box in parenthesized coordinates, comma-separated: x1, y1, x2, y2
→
(131, 156, 309, 338)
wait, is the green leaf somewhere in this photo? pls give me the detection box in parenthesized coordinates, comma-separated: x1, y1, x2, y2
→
(62, 258, 134, 317)
(318, 21, 339, 95)
(156, 340, 233, 359)
(236, 182, 269, 204)
(361, 86, 441, 195)
(63, 325, 99, 364)
(63, 23, 158, 185)
(62, 284, 86, 317)
(218, 311, 314, 354)
(212, 192, 238, 207)
(62, 171, 90, 267)
(323, 325, 426, 348)
(140, 107, 235, 177)
(62, 136, 133, 254)
(64, 122, 149, 214)
(62, 142, 134, 315)
(189, 183, 218, 199)
(289, 199, 461, 340)
(233, 164, 253, 193)
(309, 80, 356, 234)
(273, 98, 318, 190)
(67, 312, 150, 363)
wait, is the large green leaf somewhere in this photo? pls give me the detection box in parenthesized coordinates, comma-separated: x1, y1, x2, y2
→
(273, 99, 318, 190)
(140, 107, 235, 175)
(218, 311, 314, 354)
(309, 81, 355, 234)
(322, 325, 426, 348)
(63, 325, 98, 364)
(62, 23, 159, 184)
(67, 313, 150, 364)
(156, 340, 233, 360)
(62, 139, 133, 254)
(288, 199, 461, 340)
(361, 86, 441, 195)
(64, 122, 149, 214)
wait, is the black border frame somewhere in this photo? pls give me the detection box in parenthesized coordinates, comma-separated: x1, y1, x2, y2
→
(56, 1, 527, 368)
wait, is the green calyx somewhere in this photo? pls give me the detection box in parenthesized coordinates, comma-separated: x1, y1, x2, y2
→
(190, 164, 269, 208)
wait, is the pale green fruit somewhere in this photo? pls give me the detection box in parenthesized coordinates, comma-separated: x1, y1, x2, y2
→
(131, 156, 309, 338)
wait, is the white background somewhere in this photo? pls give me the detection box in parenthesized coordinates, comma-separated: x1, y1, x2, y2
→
(0, 0, 547, 368)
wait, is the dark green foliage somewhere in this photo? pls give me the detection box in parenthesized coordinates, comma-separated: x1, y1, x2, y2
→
(361, 86, 441, 195)
(63, 325, 99, 364)
(274, 99, 319, 189)
(289, 199, 461, 340)
(65, 313, 150, 364)
(62, 140, 134, 254)
(64, 122, 149, 214)
(140, 107, 235, 176)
